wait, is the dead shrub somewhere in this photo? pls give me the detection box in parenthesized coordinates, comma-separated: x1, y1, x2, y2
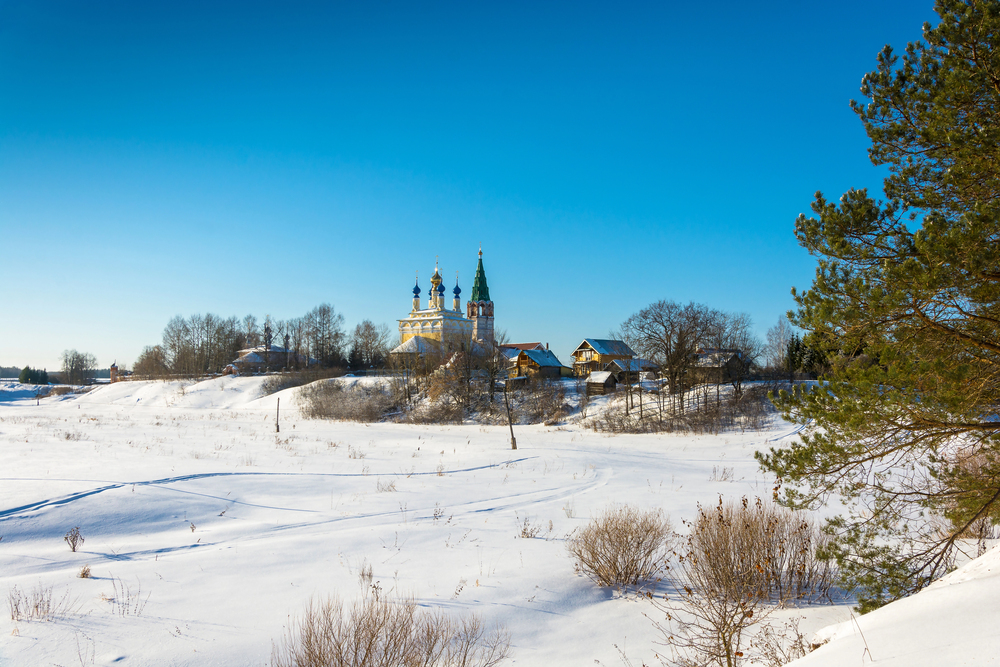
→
(64, 526, 84, 552)
(261, 369, 348, 397)
(652, 497, 834, 666)
(591, 384, 775, 435)
(271, 591, 511, 667)
(750, 617, 813, 667)
(399, 399, 467, 425)
(299, 380, 405, 423)
(684, 496, 834, 604)
(472, 379, 569, 426)
(567, 505, 673, 590)
(516, 515, 542, 539)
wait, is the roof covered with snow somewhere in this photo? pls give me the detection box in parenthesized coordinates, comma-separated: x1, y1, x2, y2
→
(574, 339, 636, 357)
(693, 349, 743, 367)
(607, 358, 658, 372)
(390, 335, 441, 355)
(586, 371, 615, 383)
(505, 342, 545, 351)
(521, 349, 564, 368)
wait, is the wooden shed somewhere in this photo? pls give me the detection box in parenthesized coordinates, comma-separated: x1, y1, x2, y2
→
(585, 371, 618, 396)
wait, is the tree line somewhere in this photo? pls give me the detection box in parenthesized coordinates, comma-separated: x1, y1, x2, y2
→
(133, 304, 392, 377)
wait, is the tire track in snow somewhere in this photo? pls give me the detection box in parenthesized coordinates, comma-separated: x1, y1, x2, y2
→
(0, 457, 539, 520)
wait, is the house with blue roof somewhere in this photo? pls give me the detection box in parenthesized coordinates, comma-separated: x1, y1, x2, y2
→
(570, 338, 637, 377)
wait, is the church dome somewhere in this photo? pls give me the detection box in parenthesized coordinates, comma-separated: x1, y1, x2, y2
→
(453, 281, 461, 297)
(412, 279, 421, 296)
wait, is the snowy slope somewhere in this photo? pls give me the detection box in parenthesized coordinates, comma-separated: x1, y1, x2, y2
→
(0, 378, 991, 666)
(789, 545, 1000, 667)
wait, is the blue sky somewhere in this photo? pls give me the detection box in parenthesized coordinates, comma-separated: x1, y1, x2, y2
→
(1, 1, 939, 370)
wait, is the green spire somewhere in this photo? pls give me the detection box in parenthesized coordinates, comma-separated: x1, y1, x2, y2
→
(471, 250, 490, 302)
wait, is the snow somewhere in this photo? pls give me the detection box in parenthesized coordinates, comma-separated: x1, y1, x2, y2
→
(0, 378, 993, 666)
(520, 349, 563, 368)
(788, 544, 1000, 666)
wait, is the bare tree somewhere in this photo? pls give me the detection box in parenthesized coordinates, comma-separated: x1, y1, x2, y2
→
(717, 312, 762, 398)
(306, 303, 346, 368)
(622, 301, 716, 415)
(61, 349, 97, 385)
(133, 345, 169, 378)
(763, 317, 793, 372)
(242, 314, 260, 349)
(482, 329, 510, 402)
(349, 320, 392, 370)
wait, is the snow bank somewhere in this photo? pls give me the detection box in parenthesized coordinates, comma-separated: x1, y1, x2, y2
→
(790, 545, 1000, 666)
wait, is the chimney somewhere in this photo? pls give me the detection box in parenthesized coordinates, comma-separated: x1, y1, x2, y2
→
(546, 342, 549, 350)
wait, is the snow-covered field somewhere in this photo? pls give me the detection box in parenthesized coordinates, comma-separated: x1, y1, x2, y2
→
(0, 377, 994, 666)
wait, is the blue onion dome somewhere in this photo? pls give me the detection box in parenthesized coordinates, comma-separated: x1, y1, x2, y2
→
(453, 280, 461, 297)
(436, 281, 446, 295)
(412, 278, 421, 296)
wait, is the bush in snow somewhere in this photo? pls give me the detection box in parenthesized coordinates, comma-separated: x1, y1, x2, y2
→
(64, 526, 84, 552)
(651, 497, 834, 667)
(299, 380, 405, 423)
(567, 505, 673, 591)
(271, 589, 511, 667)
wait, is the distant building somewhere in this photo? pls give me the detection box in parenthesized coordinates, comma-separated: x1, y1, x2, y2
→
(570, 339, 636, 377)
(390, 249, 495, 364)
(233, 345, 312, 374)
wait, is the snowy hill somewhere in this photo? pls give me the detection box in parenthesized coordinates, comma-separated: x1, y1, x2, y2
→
(0, 378, 993, 666)
(789, 544, 1000, 666)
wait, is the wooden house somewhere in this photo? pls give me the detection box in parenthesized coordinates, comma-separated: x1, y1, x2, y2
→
(585, 370, 618, 395)
(691, 348, 748, 384)
(606, 358, 659, 384)
(571, 339, 636, 377)
(510, 348, 566, 380)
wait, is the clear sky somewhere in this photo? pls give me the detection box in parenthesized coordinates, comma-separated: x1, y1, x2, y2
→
(1, 1, 939, 371)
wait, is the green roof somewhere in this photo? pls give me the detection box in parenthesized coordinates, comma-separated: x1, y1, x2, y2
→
(471, 254, 490, 302)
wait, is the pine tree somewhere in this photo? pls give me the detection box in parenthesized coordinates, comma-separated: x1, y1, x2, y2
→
(758, 0, 1000, 611)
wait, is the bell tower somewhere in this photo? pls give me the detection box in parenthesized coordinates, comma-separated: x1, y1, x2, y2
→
(467, 248, 494, 343)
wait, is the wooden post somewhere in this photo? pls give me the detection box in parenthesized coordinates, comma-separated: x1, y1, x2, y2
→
(503, 378, 517, 450)
(276, 397, 280, 433)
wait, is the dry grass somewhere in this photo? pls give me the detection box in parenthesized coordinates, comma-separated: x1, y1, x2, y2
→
(8, 584, 79, 621)
(567, 505, 673, 590)
(109, 576, 150, 616)
(271, 591, 511, 667)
